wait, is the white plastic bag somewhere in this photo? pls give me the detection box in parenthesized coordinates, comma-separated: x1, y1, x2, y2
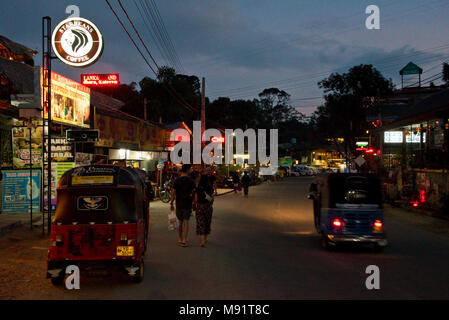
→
(168, 209, 178, 231)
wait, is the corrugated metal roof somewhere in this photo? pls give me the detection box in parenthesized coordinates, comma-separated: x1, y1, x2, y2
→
(375, 87, 449, 131)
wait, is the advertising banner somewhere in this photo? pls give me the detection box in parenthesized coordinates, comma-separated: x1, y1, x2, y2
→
(94, 113, 139, 148)
(1, 170, 41, 214)
(40, 68, 91, 128)
(140, 122, 166, 151)
(75, 152, 93, 166)
(12, 125, 43, 169)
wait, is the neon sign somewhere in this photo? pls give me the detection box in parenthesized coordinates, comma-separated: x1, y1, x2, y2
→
(210, 136, 225, 143)
(81, 74, 119, 86)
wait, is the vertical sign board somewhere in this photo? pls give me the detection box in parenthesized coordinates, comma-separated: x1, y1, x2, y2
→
(43, 162, 75, 211)
(2, 170, 41, 214)
(12, 125, 43, 169)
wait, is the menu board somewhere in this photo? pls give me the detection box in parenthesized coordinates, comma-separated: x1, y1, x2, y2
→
(1, 170, 41, 214)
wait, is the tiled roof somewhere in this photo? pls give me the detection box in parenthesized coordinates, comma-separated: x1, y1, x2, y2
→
(0, 35, 37, 58)
(0, 57, 34, 93)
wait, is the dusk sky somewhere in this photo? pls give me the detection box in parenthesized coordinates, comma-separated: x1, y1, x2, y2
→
(1, 0, 449, 115)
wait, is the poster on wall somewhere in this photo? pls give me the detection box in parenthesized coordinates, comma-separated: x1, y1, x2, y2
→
(43, 162, 75, 211)
(75, 152, 93, 166)
(1, 170, 41, 214)
(12, 125, 43, 169)
(39, 68, 91, 128)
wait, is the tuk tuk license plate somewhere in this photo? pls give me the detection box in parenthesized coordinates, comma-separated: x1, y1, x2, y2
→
(117, 246, 134, 256)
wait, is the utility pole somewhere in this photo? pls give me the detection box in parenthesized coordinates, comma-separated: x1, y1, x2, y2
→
(201, 77, 206, 149)
(143, 97, 148, 121)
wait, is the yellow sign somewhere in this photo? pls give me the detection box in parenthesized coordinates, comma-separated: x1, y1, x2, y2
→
(72, 175, 113, 185)
(116, 246, 134, 257)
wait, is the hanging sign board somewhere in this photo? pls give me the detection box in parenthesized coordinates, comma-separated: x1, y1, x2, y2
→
(52, 17, 104, 68)
(66, 129, 99, 142)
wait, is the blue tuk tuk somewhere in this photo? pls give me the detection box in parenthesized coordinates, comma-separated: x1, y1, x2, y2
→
(308, 173, 387, 252)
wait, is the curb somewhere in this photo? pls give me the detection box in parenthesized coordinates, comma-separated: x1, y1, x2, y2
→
(216, 190, 234, 197)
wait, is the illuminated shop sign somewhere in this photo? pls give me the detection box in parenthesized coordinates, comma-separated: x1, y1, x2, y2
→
(40, 69, 91, 128)
(406, 132, 426, 143)
(384, 131, 426, 143)
(81, 74, 119, 86)
(384, 131, 403, 143)
(210, 136, 225, 143)
(52, 17, 104, 68)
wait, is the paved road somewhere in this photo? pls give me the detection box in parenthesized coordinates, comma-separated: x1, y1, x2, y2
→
(1, 177, 449, 299)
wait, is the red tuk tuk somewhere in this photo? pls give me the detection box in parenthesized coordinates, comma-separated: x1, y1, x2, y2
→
(46, 165, 150, 284)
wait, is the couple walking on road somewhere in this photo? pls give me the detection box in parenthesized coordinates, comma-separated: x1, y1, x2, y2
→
(232, 170, 251, 198)
(170, 164, 215, 247)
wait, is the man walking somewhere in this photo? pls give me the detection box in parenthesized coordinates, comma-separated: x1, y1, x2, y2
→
(170, 164, 196, 247)
(232, 170, 240, 194)
(241, 171, 251, 198)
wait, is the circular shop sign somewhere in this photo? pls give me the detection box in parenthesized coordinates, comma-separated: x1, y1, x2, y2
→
(52, 17, 103, 68)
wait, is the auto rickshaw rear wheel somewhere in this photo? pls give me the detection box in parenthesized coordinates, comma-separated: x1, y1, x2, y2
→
(132, 258, 145, 283)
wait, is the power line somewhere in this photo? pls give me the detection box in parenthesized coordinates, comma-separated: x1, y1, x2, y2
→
(134, 0, 171, 67)
(118, 0, 196, 112)
(150, 0, 185, 73)
(220, 47, 449, 100)
(139, 0, 184, 73)
(117, 0, 198, 112)
(141, 0, 177, 69)
(210, 43, 449, 97)
(105, 0, 198, 114)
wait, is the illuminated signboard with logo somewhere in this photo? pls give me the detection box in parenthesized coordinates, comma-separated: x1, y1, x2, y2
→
(52, 17, 104, 68)
(81, 74, 119, 86)
(384, 131, 403, 143)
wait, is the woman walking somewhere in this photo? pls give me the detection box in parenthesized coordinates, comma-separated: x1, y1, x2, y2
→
(194, 169, 215, 247)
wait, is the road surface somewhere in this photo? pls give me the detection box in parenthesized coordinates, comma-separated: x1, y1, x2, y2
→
(1, 177, 449, 299)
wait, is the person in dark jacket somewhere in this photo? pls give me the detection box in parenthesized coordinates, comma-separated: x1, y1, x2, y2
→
(232, 171, 240, 193)
(241, 171, 251, 198)
(170, 164, 195, 247)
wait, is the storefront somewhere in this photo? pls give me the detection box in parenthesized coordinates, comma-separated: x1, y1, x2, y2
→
(93, 94, 166, 182)
(375, 88, 449, 210)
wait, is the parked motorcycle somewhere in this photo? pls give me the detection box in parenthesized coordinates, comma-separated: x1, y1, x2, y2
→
(160, 179, 173, 203)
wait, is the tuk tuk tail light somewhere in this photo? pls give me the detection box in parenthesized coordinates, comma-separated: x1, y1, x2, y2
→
(120, 232, 128, 241)
(332, 218, 343, 228)
(373, 219, 383, 233)
(55, 234, 64, 246)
